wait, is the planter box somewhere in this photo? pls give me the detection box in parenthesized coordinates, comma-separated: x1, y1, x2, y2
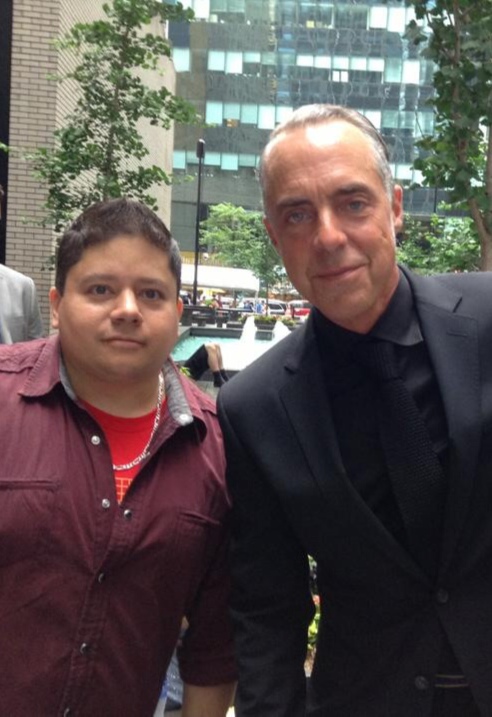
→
(255, 329, 273, 341)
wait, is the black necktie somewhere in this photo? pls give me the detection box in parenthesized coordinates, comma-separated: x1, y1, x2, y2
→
(356, 340, 445, 576)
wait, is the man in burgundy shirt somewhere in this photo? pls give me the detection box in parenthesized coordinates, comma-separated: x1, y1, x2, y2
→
(0, 198, 236, 716)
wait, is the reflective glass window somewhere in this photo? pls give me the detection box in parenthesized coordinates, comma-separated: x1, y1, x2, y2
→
(350, 57, 367, 71)
(206, 152, 221, 166)
(276, 106, 293, 123)
(239, 154, 257, 167)
(333, 56, 349, 70)
(258, 105, 275, 129)
(314, 55, 331, 68)
(297, 55, 314, 67)
(241, 104, 258, 124)
(194, 0, 210, 19)
(403, 60, 420, 84)
(364, 110, 381, 129)
(369, 6, 387, 29)
(388, 6, 406, 33)
(173, 150, 186, 169)
(384, 58, 402, 83)
(208, 50, 225, 71)
(224, 102, 241, 120)
(206, 101, 223, 124)
(221, 153, 239, 170)
(173, 48, 190, 72)
(226, 51, 243, 73)
(368, 58, 385, 73)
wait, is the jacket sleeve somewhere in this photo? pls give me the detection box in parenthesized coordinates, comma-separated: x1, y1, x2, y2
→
(218, 390, 315, 717)
(25, 277, 44, 340)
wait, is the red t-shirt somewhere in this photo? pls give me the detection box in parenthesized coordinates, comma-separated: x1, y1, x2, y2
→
(82, 400, 167, 503)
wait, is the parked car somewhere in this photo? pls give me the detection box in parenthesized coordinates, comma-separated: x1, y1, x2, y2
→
(266, 300, 287, 315)
(287, 299, 312, 318)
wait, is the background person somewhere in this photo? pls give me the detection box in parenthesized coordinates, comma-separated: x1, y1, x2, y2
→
(0, 262, 44, 342)
(0, 198, 236, 717)
(218, 104, 492, 717)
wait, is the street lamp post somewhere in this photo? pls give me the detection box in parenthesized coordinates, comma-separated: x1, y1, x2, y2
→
(192, 139, 206, 305)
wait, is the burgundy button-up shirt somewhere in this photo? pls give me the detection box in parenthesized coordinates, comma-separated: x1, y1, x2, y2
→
(0, 336, 236, 717)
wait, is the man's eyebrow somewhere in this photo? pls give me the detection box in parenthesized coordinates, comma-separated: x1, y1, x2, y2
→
(275, 183, 374, 210)
(79, 273, 168, 286)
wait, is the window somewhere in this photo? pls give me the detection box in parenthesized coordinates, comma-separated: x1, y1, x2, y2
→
(241, 104, 258, 124)
(173, 48, 190, 72)
(314, 55, 331, 69)
(226, 51, 243, 73)
(369, 6, 387, 29)
(173, 151, 186, 170)
(258, 105, 275, 129)
(350, 57, 367, 71)
(206, 101, 223, 124)
(297, 55, 314, 67)
(388, 6, 406, 33)
(276, 106, 293, 124)
(384, 58, 402, 83)
(333, 56, 349, 70)
(208, 51, 225, 71)
(221, 153, 239, 170)
(206, 152, 221, 166)
(403, 60, 420, 85)
(368, 58, 385, 73)
(364, 110, 381, 129)
(224, 102, 240, 120)
(239, 154, 257, 167)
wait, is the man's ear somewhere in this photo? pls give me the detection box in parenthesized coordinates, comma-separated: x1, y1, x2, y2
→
(392, 184, 404, 233)
(49, 287, 61, 329)
(263, 215, 280, 254)
(176, 297, 184, 319)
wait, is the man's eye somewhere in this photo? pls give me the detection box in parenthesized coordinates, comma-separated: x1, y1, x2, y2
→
(346, 200, 367, 213)
(142, 288, 163, 300)
(90, 285, 109, 296)
(287, 210, 309, 225)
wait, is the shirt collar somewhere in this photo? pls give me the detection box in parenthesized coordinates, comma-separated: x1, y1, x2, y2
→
(22, 335, 203, 431)
(313, 269, 423, 364)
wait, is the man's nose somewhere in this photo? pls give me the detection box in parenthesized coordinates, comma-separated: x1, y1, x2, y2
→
(111, 290, 142, 322)
(314, 208, 347, 251)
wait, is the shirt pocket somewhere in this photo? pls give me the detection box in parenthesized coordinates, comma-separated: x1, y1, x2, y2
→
(0, 478, 59, 568)
(165, 510, 224, 600)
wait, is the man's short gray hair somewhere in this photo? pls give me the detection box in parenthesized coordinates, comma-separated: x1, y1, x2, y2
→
(259, 104, 394, 206)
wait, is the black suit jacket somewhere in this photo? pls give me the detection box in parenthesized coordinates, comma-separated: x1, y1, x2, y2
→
(218, 268, 492, 717)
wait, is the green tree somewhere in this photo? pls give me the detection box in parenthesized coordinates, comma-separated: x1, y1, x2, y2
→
(29, 0, 197, 234)
(397, 214, 480, 274)
(200, 203, 285, 298)
(403, 0, 492, 269)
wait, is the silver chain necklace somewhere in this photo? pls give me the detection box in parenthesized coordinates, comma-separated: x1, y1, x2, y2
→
(112, 372, 164, 472)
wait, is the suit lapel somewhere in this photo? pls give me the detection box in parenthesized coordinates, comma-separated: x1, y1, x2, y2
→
(407, 271, 481, 571)
(278, 321, 425, 575)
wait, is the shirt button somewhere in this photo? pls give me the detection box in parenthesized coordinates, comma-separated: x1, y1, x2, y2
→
(101, 498, 111, 510)
(436, 588, 449, 605)
(63, 709, 72, 717)
(98, 572, 105, 583)
(123, 508, 133, 520)
(80, 642, 90, 655)
(415, 675, 430, 691)
(91, 435, 101, 445)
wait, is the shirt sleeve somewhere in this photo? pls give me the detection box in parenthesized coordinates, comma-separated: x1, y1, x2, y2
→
(178, 514, 237, 686)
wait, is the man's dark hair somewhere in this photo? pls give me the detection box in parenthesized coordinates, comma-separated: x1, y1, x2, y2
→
(55, 198, 182, 295)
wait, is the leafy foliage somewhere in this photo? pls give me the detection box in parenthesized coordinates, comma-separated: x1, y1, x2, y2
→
(28, 0, 197, 234)
(397, 214, 480, 274)
(200, 203, 285, 294)
(404, 0, 492, 268)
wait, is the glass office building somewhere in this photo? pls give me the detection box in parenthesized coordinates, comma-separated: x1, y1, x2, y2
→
(169, 0, 439, 250)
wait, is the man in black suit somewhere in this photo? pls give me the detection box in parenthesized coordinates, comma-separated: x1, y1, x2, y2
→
(218, 105, 492, 716)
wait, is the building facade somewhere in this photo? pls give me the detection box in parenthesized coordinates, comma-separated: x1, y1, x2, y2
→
(0, 0, 176, 325)
(169, 0, 440, 251)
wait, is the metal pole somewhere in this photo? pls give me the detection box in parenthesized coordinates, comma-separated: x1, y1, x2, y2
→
(192, 139, 205, 305)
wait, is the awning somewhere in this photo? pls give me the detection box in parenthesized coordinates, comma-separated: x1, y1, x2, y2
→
(180, 264, 260, 293)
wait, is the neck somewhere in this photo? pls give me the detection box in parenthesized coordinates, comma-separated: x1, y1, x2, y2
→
(67, 372, 163, 418)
